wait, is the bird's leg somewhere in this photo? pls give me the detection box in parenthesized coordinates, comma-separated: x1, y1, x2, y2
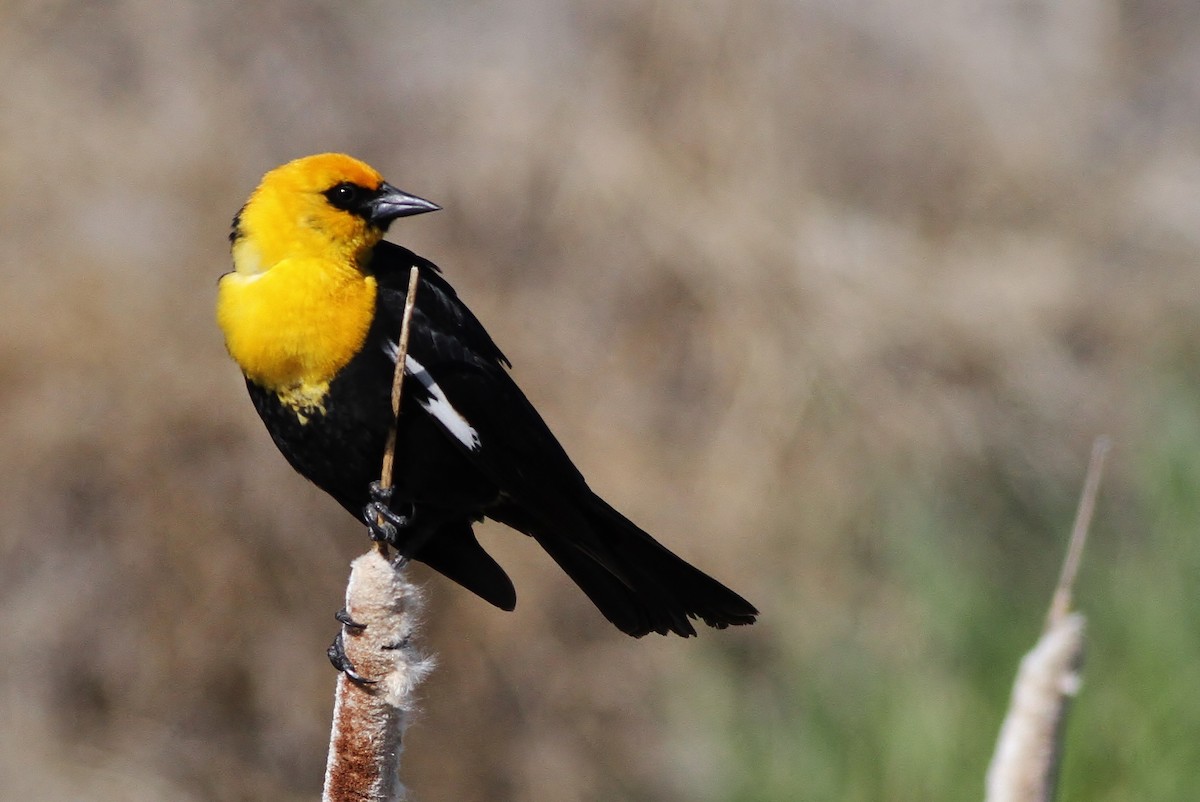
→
(362, 480, 416, 544)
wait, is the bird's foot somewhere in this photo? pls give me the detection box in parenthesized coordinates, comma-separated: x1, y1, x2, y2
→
(335, 607, 365, 632)
(362, 481, 415, 545)
(327, 608, 375, 685)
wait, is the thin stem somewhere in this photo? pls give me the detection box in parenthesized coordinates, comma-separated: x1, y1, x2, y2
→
(1046, 435, 1110, 629)
(376, 266, 422, 557)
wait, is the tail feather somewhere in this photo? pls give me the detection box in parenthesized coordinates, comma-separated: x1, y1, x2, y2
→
(497, 496, 758, 637)
(416, 521, 517, 611)
(585, 500, 758, 635)
(532, 530, 698, 636)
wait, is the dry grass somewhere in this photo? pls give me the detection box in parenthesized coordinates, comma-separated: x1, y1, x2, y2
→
(1, 1, 1197, 799)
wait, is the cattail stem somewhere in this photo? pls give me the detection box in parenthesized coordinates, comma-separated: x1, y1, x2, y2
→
(985, 436, 1110, 802)
(1045, 436, 1110, 629)
(323, 265, 432, 801)
(322, 552, 434, 802)
(376, 266, 422, 558)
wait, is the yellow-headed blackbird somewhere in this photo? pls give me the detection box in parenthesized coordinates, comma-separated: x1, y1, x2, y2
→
(216, 153, 757, 637)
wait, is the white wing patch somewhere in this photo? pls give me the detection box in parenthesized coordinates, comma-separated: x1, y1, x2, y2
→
(384, 342, 481, 451)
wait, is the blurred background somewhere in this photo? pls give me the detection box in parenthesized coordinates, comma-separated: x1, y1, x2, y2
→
(1, 1, 1198, 799)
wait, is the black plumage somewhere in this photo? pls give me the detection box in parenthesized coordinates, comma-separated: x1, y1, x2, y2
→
(247, 241, 757, 637)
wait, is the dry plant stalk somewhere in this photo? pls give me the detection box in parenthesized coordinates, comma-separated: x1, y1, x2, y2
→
(375, 266, 423, 559)
(985, 436, 1110, 802)
(323, 266, 434, 802)
(321, 551, 434, 802)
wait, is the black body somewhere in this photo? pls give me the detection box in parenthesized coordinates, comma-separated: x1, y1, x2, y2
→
(248, 241, 757, 636)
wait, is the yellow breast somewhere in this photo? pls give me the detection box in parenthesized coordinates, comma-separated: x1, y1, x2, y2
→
(217, 256, 377, 416)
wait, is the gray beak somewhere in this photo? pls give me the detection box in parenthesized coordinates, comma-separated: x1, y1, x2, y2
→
(367, 182, 441, 226)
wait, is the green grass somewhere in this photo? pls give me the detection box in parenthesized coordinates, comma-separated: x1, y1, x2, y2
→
(1058, 382, 1200, 801)
(671, 378, 1200, 800)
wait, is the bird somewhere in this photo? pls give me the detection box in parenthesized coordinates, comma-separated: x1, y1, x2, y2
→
(216, 153, 757, 638)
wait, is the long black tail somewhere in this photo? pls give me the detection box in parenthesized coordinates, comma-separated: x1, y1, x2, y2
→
(495, 495, 758, 637)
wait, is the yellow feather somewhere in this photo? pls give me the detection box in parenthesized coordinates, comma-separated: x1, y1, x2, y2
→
(217, 258, 377, 411)
(216, 153, 386, 418)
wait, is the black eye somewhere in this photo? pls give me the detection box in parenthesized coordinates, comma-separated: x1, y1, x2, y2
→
(324, 182, 363, 211)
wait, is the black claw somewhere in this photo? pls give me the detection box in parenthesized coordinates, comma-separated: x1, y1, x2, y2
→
(368, 481, 393, 504)
(327, 632, 348, 670)
(364, 512, 396, 544)
(361, 483, 416, 545)
(335, 607, 366, 632)
(327, 630, 376, 685)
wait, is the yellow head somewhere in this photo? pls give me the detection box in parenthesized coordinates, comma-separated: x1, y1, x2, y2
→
(229, 152, 440, 275)
(218, 154, 439, 404)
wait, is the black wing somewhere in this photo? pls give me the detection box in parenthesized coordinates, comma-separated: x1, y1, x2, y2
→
(369, 241, 757, 636)
(370, 240, 588, 504)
